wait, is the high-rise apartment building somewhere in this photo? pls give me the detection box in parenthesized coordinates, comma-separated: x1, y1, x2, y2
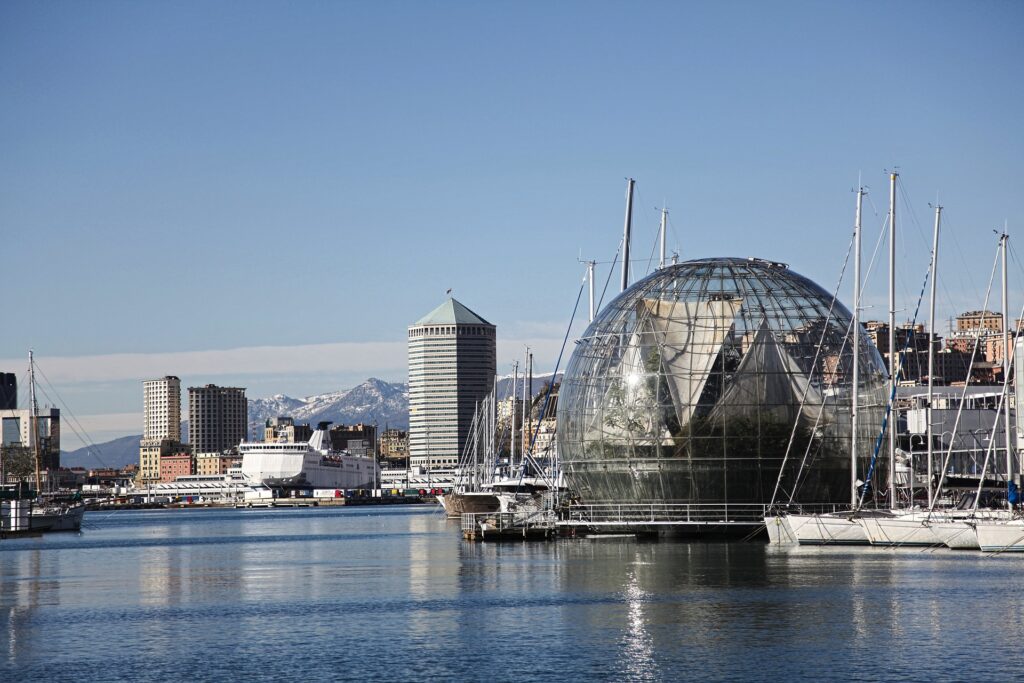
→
(407, 298, 496, 470)
(139, 376, 184, 483)
(143, 376, 181, 441)
(189, 385, 247, 455)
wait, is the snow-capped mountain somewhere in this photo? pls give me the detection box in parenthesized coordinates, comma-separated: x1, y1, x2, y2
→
(247, 378, 409, 436)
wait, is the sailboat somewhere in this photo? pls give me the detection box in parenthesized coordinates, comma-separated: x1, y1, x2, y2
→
(25, 351, 85, 532)
(780, 184, 877, 545)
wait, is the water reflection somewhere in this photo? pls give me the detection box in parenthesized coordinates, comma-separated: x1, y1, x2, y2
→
(3, 509, 1024, 680)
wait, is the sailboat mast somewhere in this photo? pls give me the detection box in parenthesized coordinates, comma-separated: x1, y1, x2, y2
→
(1001, 231, 1013, 500)
(927, 205, 942, 507)
(659, 206, 668, 269)
(29, 350, 41, 496)
(852, 187, 864, 508)
(888, 171, 898, 510)
(510, 361, 518, 471)
(621, 178, 635, 292)
(521, 348, 529, 470)
(527, 351, 534, 459)
(587, 261, 596, 322)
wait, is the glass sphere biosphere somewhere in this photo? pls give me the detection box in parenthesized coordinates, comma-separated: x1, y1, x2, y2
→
(556, 257, 888, 508)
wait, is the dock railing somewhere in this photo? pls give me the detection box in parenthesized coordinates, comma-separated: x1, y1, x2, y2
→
(561, 502, 851, 527)
(461, 509, 557, 535)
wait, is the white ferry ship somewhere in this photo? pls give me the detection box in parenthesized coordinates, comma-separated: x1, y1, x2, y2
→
(239, 422, 377, 490)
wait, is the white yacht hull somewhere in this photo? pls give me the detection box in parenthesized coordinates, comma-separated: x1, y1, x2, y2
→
(859, 516, 942, 547)
(929, 521, 979, 550)
(788, 513, 869, 545)
(976, 521, 1024, 552)
(764, 515, 797, 544)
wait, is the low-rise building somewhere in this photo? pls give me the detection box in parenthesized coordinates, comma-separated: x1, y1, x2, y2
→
(195, 450, 240, 476)
(263, 417, 312, 443)
(159, 450, 194, 483)
(379, 429, 408, 466)
(330, 423, 376, 456)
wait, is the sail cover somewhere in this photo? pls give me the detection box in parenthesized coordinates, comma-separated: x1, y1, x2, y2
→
(587, 296, 743, 445)
(708, 318, 824, 426)
(641, 297, 743, 429)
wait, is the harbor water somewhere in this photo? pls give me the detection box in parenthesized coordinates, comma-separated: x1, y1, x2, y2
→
(2, 506, 1023, 681)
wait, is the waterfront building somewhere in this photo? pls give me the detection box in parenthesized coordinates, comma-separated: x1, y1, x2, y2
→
(329, 423, 376, 456)
(159, 450, 196, 483)
(0, 372, 15, 410)
(143, 376, 181, 441)
(379, 429, 408, 466)
(957, 310, 1003, 335)
(407, 298, 496, 471)
(188, 385, 247, 455)
(139, 376, 185, 484)
(195, 451, 240, 476)
(263, 417, 312, 444)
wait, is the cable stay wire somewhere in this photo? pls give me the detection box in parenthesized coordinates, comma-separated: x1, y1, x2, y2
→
(772, 201, 894, 508)
(925, 238, 1015, 517)
(769, 214, 860, 508)
(518, 277, 586, 497)
(858, 241, 998, 510)
(33, 362, 112, 471)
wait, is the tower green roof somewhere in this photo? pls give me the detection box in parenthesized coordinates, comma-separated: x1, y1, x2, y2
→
(413, 298, 492, 327)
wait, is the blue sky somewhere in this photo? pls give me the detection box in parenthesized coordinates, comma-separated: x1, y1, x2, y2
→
(2, 1, 1022, 447)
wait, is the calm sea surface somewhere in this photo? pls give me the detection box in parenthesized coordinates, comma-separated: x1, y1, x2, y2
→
(2, 505, 1023, 681)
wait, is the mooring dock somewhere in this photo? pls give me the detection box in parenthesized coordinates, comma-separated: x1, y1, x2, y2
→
(461, 510, 557, 541)
(461, 503, 853, 541)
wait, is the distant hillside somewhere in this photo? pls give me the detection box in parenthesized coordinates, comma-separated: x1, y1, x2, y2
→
(59, 375, 558, 469)
(62, 434, 141, 470)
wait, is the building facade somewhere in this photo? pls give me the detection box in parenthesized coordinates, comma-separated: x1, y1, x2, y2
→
(263, 417, 312, 444)
(379, 429, 408, 465)
(143, 376, 181, 441)
(407, 298, 496, 471)
(195, 451, 240, 476)
(188, 385, 247, 456)
(329, 423, 376, 456)
(159, 451, 194, 483)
